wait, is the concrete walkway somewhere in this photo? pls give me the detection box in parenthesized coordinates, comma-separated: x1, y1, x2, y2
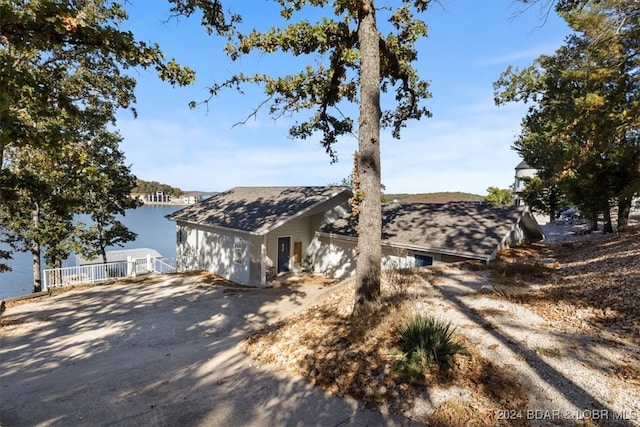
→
(0, 275, 418, 426)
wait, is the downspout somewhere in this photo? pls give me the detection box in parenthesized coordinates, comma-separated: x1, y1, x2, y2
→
(260, 235, 267, 286)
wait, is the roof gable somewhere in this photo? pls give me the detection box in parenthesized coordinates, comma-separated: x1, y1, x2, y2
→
(516, 160, 534, 170)
(321, 202, 541, 258)
(167, 186, 351, 235)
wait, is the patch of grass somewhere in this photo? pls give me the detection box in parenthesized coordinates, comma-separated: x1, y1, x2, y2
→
(473, 307, 509, 317)
(492, 261, 553, 279)
(462, 260, 490, 272)
(613, 360, 640, 387)
(534, 346, 563, 358)
(348, 300, 410, 343)
(489, 261, 554, 287)
(382, 192, 484, 204)
(428, 399, 495, 427)
(490, 285, 519, 302)
(395, 314, 467, 374)
(0, 316, 25, 328)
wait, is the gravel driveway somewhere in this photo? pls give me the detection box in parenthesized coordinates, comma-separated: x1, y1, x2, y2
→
(0, 275, 417, 427)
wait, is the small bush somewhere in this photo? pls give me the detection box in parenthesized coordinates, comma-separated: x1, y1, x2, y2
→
(385, 267, 414, 299)
(383, 248, 414, 300)
(396, 314, 466, 373)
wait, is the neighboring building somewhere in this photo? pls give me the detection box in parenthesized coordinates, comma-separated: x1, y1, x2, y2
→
(514, 160, 537, 207)
(167, 186, 545, 286)
(166, 186, 352, 286)
(146, 191, 172, 203)
(180, 192, 217, 204)
(312, 202, 544, 279)
(182, 193, 203, 204)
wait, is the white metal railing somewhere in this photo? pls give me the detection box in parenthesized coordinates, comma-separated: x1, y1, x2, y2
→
(42, 255, 178, 291)
(153, 257, 177, 274)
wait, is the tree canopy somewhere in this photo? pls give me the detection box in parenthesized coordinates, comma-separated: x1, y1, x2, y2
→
(133, 179, 183, 197)
(495, 0, 640, 231)
(0, 0, 194, 287)
(484, 186, 514, 207)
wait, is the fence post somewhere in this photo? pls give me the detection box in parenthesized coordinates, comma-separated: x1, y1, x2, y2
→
(146, 254, 152, 272)
(42, 269, 48, 292)
(127, 256, 136, 278)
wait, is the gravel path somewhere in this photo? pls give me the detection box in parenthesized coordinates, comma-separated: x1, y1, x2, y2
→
(408, 267, 639, 426)
(540, 221, 601, 244)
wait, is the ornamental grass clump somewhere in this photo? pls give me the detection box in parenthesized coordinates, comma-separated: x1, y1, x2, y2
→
(396, 314, 466, 374)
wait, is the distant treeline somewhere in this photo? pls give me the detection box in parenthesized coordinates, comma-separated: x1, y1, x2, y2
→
(133, 179, 182, 196)
(382, 192, 484, 204)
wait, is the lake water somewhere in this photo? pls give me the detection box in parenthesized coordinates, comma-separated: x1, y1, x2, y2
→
(0, 205, 182, 300)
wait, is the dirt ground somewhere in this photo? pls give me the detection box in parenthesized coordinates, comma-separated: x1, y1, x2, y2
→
(2, 222, 638, 426)
(0, 272, 416, 427)
(240, 228, 640, 426)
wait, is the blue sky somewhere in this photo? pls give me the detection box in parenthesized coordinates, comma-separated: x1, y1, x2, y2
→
(116, 1, 571, 195)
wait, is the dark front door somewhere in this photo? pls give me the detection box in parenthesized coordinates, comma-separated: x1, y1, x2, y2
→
(277, 237, 291, 273)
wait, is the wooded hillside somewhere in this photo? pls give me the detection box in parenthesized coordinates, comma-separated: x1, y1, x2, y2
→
(132, 179, 182, 196)
(382, 192, 484, 204)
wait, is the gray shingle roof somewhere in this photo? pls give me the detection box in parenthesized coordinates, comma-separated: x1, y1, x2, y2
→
(516, 159, 533, 170)
(321, 202, 542, 258)
(166, 186, 350, 235)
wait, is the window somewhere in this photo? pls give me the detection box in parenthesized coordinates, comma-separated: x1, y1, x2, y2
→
(414, 254, 433, 267)
(233, 246, 242, 264)
(233, 238, 245, 265)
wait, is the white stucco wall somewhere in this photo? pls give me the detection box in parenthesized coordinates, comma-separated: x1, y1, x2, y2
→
(176, 223, 250, 285)
(308, 235, 357, 279)
(310, 234, 447, 279)
(248, 235, 267, 285)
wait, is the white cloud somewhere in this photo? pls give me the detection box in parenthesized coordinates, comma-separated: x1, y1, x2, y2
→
(380, 102, 525, 195)
(476, 41, 565, 68)
(117, 116, 353, 191)
(117, 93, 527, 196)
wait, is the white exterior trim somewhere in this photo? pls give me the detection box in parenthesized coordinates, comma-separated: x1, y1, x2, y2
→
(314, 231, 491, 262)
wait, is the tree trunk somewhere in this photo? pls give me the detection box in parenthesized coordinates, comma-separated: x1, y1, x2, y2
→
(101, 247, 108, 265)
(617, 196, 632, 232)
(602, 208, 614, 234)
(549, 186, 558, 224)
(31, 206, 42, 292)
(353, 0, 382, 315)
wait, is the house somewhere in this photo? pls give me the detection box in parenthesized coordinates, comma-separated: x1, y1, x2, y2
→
(181, 193, 203, 205)
(311, 202, 544, 278)
(166, 186, 352, 286)
(167, 186, 544, 286)
(514, 160, 537, 207)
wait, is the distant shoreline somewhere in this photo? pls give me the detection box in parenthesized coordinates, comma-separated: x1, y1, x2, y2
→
(139, 201, 190, 206)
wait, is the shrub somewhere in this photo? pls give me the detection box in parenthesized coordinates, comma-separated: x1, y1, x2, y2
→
(383, 248, 414, 300)
(396, 314, 466, 373)
(384, 267, 414, 300)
